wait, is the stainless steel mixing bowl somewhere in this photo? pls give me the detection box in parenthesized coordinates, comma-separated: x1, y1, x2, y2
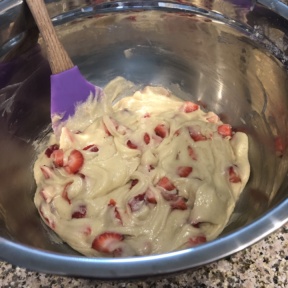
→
(0, 0, 287, 279)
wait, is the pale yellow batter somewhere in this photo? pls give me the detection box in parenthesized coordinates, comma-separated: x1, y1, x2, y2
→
(34, 77, 250, 257)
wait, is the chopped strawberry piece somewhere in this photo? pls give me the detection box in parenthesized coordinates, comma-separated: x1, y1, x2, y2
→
(62, 182, 73, 204)
(72, 205, 87, 219)
(217, 124, 232, 138)
(143, 113, 150, 118)
(174, 129, 181, 136)
(108, 199, 117, 206)
(103, 122, 111, 136)
(114, 207, 123, 224)
(170, 196, 188, 210)
(187, 146, 197, 160)
(177, 166, 193, 177)
(130, 179, 139, 189)
(40, 166, 53, 179)
(188, 127, 207, 142)
(146, 189, 157, 204)
(182, 101, 199, 113)
(39, 207, 49, 223)
(39, 207, 55, 229)
(274, 136, 285, 157)
(191, 221, 201, 228)
(51, 149, 64, 167)
(110, 117, 119, 130)
(108, 200, 123, 225)
(83, 144, 99, 152)
(65, 150, 84, 174)
(91, 232, 124, 254)
(79, 173, 86, 179)
(45, 144, 59, 158)
(128, 193, 146, 212)
(157, 177, 176, 191)
(161, 190, 178, 201)
(40, 189, 48, 202)
(143, 133, 150, 145)
(83, 226, 92, 236)
(127, 140, 138, 149)
(228, 166, 241, 183)
(154, 124, 169, 138)
(188, 235, 207, 246)
(161, 191, 187, 210)
(148, 165, 155, 172)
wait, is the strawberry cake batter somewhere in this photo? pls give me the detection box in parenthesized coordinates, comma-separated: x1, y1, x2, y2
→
(34, 77, 250, 257)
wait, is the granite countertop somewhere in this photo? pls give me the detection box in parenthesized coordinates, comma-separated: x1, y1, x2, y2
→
(0, 223, 287, 287)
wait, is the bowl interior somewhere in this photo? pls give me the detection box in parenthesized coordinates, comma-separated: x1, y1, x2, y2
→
(0, 6, 287, 257)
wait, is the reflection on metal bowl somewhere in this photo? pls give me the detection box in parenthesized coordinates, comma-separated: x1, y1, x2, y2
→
(0, 0, 287, 280)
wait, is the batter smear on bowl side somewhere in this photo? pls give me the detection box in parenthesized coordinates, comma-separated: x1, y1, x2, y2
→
(34, 77, 250, 257)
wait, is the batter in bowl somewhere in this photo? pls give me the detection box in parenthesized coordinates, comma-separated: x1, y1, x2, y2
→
(34, 77, 250, 257)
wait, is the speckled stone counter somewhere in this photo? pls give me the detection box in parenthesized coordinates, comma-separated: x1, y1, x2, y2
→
(1, 223, 287, 288)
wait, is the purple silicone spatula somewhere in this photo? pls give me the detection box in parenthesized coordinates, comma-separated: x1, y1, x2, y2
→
(26, 0, 102, 128)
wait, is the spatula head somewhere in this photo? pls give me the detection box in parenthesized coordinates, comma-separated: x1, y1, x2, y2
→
(51, 66, 102, 126)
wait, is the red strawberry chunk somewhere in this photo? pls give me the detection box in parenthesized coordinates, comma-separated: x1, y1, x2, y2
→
(65, 150, 84, 174)
(143, 113, 150, 118)
(161, 191, 187, 210)
(148, 165, 155, 172)
(127, 140, 138, 149)
(40, 189, 48, 202)
(92, 232, 124, 254)
(79, 173, 86, 179)
(103, 122, 111, 136)
(143, 133, 150, 145)
(154, 124, 169, 138)
(188, 127, 207, 142)
(128, 193, 146, 212)
(51, 149, 64, 167)
(170, 196, 188, 210)
(130, 179, 139, 189)
(72, 205, 87, 219)
(108, 199, 117, 206)
(218, 124, 232, 138)
(83, 226, 92, 236)
(191, 221, 201, 228)
(145, 189, 157, 204)
(274, 136, 284, 157)
(177, 166, 193, 177)
(40, 166, 53, 179)
(62, 182, 73, 204)
(182, 101, 199, 113)
(83, 144, 99, 152)
(188, 235, 207, 246)
(187, 146, 197, 160)
(45, 144, 59, 158)
(108, 200, 123, 225)
(174, 129, 181, 136)
(39, 207, 55, 229)
(113, 207, 122, 224)
(161, 190, 178, 201)
(228, 166, 241, 183)
(157, 177, 176, 191)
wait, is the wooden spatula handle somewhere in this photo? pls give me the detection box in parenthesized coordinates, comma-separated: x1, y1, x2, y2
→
(26, 0, 74, 74)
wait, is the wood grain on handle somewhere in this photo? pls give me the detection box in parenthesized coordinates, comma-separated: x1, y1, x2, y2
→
(26, 0, 74, 74)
